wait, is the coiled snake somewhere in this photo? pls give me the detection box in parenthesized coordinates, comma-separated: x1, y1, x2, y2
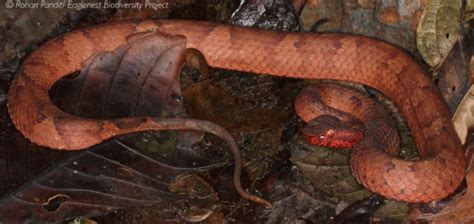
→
(7, 20, 466, 206)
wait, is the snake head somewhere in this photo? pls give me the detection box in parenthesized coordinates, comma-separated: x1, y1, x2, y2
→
(301, 115, 364, 148)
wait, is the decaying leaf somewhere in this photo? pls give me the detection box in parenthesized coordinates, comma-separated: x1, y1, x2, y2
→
(290, 133, 410, 222)
(51, 31, 186, 119)
(332, 195, 384, 223)
(0, 144, 186, 222)
(290, 136, 371, 203)
(435, 40, 471, 112)
(416, 0, 462, 67)
(169, 174, 219, 222)
(452, 85, 474, 144)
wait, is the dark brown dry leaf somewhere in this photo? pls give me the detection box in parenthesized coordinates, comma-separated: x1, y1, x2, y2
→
(51, 31, 187, 119)
(290, 136, 371, 203)
(332, 195, 385, 223)
(0, 143, 186, 223)
(182, 49, 210, 84)
(0, 93, 76, 197)
(436, 41, 471, 112)
(291, 135, 410, 222)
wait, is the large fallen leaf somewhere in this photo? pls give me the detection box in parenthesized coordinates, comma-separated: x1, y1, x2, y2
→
(0, 143, 186, 222)
(290, 136, 371, 203)
(51, 31, 186, 119)
(416, 0, 462, 67)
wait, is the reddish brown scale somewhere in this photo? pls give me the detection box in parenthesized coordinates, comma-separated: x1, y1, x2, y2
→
(7, 20, 466, 204)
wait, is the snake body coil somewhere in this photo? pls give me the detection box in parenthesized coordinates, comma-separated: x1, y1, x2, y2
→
(7, 20, 466, 203)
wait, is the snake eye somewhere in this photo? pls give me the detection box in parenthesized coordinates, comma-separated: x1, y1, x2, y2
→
(326, 129, 335, 137)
